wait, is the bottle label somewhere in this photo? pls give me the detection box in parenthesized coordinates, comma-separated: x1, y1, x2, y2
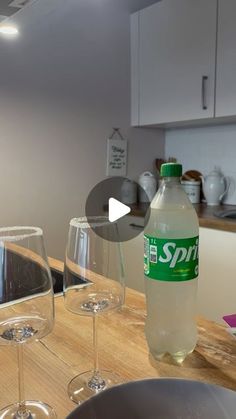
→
(144, 235, 199, 281)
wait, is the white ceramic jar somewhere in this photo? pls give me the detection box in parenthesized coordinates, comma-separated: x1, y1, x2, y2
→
(201, 169, 229, 206)
(121, 179, 137, 204)
(138, 172, 157, 203)
(181, 180, 201, 204)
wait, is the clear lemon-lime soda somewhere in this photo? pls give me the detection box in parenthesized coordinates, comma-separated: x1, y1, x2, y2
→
(144, 163, 199, 364)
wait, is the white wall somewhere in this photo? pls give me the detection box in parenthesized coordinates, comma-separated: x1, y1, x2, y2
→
(0, 0, 164, 259)
(166, 124, 236, 204)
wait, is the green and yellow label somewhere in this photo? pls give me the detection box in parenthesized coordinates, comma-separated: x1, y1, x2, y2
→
(144, 235, 199, 281)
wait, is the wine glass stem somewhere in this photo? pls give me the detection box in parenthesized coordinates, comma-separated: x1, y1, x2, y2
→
(17, 344, 27, 416)
(87, 315, 106, 392)
(93, 315, 99, 375)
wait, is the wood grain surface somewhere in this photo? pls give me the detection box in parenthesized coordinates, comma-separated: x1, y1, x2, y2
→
(0, 260, 236, 418)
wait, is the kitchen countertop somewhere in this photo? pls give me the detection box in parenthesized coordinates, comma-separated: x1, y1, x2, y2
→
(1, 257, 235, 418)
(128, 203, 236, 233)
(194, 203, 236, 232)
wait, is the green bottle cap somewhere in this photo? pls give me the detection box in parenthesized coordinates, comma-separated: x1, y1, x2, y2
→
(160, 163, 182, 177)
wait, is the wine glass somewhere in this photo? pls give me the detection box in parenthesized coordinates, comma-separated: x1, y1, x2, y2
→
(0, 226, 56, 419)
(64, 216, 125, 404)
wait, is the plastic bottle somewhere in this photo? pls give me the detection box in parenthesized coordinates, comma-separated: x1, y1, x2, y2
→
(144, 163, 199, 364)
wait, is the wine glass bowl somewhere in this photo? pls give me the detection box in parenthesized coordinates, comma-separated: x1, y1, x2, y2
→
(0, 226, 56, 419)
(64, 217, 125, 404)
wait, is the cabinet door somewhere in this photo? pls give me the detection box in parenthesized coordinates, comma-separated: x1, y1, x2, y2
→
(198, 228, 236, 324)
(119, 216, 145, 293)
(215, 1, 236, 117)
(136, 0, 217, 125)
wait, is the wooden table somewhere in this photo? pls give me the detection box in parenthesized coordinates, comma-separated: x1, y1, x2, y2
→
(0, 280, 236, 418)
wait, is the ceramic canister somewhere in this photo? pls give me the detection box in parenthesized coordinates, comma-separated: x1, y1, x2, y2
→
(121, 179, 137, 204)
(181, 180, 201, 204)
(138, 171, 157, 202)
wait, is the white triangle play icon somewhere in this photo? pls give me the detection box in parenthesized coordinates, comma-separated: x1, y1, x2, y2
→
(108, 198, 131, 222)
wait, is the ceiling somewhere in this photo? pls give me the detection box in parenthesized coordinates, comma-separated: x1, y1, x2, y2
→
(0, 0, 160, 23)
(0, 0, 37, 18)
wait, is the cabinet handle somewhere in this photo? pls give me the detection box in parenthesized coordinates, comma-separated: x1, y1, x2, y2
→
(201, 76, 208, 110)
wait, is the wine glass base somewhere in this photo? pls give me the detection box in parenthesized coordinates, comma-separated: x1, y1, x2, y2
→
(68, 370, 122, 404)
(0, 401, 56, 419)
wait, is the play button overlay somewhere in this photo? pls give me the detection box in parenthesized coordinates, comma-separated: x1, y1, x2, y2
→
(108, 198, 131, 222)
(85, 177, 151, 242)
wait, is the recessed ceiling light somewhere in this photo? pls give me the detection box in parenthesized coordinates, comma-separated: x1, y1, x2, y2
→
(0, 25, 18, 35)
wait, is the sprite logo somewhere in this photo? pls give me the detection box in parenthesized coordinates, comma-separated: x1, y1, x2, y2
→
(144, 235, 199, 281)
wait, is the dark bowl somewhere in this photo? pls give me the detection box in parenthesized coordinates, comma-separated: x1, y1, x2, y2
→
(66, 378, 236, 419)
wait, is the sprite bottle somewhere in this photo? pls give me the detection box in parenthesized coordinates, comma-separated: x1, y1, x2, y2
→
(144, 163, 199, 364)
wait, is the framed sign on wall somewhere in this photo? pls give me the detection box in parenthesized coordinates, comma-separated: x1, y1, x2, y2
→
(106, 128, 127, 176)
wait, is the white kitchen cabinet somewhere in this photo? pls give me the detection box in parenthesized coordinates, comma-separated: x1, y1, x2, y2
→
(122, 221, 236, 324)
(198, 227, 236, 324)
(131, 0, 217, 126)
(215, 0, 236, 117)
(121, 216, 145, 293)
